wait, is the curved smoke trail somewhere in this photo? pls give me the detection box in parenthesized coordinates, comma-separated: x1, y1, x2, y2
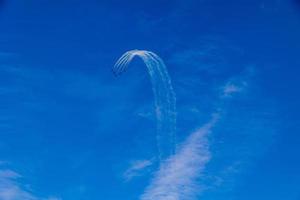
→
(113, 50, 176, 161)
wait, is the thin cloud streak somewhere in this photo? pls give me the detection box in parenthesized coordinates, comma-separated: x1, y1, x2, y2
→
(140, 115, 219, 200)
(0, 169, 36, 200)
(0, 168, 60, 200)
(123, 159, 154, 181)
(221, 81, 247, 97)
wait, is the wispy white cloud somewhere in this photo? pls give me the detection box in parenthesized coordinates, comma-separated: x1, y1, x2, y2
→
(44, 198, 61, 200)
(140, 115, 219, 200)
(135, 105, 155, 120)
(123, 159, 154, 181)
(222, 82, 244, 97)
(0, 169, 36, 200)
(221, 72, 250, 98)
(0, 168, 60, 200)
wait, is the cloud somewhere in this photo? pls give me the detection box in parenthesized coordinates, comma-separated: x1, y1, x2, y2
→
(135, 105, 155, 120)
(0, 168, 60, 200)
(220, 67, 254, 98)
(140, 115, 219, 200)
(44, 198, 61, 200)
(123, 159, 154, 181)
(0, 169, 36, 200)
(222, 83, 244, 97)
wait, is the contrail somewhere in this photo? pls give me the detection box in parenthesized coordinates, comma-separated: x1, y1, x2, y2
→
(113, 50, 176, 161)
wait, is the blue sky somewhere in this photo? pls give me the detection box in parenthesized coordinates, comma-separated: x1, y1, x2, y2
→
(0, 0, 300, 200)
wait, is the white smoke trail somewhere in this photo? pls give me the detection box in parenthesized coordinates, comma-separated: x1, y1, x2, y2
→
(140, 115, 219, 200)
(113, 50, 176, 161)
